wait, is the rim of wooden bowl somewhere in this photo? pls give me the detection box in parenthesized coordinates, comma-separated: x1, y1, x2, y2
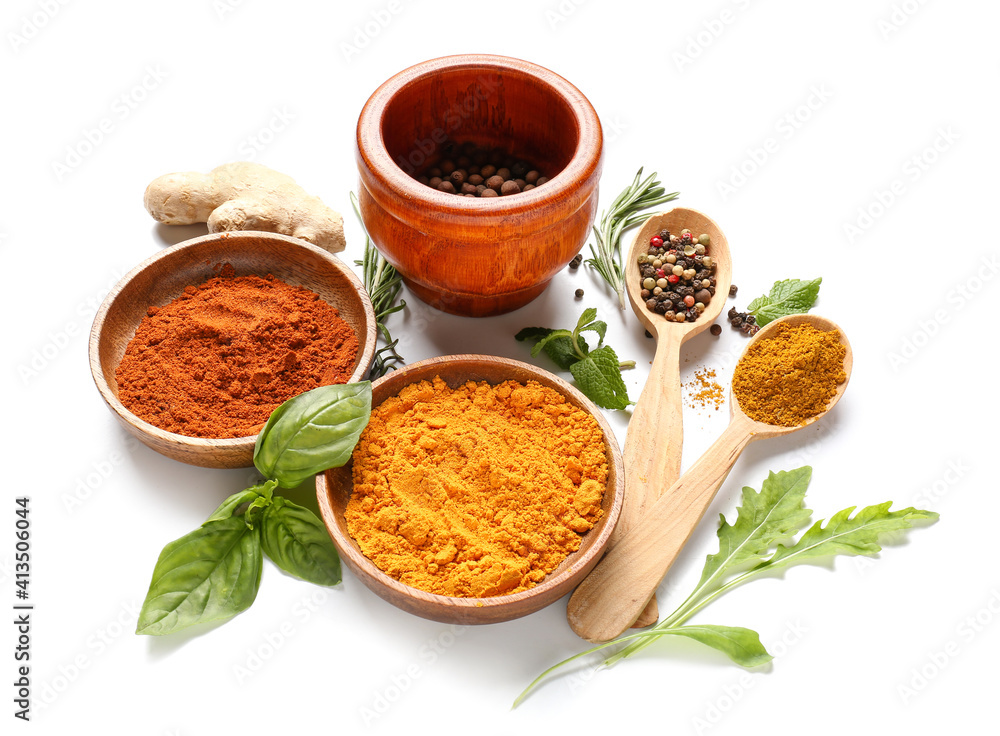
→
(316, 354, 625, 625)
(88, 231, 377, 469)
(356, 53, 604, 230)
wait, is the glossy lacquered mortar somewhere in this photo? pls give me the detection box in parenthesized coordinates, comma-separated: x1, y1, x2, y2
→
(89, 231, 377, 469)
(355, 54, 604, 318)
(316, 354, 625, 625)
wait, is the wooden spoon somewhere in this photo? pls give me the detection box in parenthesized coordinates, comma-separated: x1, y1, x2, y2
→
(568, 314, 852, 642)
(613, 209, 732, 627)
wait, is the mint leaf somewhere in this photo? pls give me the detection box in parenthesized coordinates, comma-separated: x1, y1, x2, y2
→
(652, 625, 773, 668)
(696, 467, 813, 589)
(530, 329, 574, 359)
(763, 502, 939, 569)
(514, 327, 555, 342)
(574, 308, 599, 334)
(569, 345, 631, 410)
(747, 278, 822, 326)
(516, 328, 584, 370)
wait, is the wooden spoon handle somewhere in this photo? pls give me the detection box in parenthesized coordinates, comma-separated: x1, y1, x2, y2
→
(568, 417, 755, 642)
(613, 329, 683, 625)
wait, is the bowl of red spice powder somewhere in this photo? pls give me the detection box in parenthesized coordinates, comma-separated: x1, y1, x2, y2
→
(89, 231, 377, 469)
(316, 354, 625, 625)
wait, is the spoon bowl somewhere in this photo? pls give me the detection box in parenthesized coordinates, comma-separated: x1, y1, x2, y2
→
(615, 208, 732, 625)
(568, 314, 851, 641)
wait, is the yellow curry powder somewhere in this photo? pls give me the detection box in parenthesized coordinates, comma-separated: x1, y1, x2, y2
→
(346, 377, 608, 598)
(732, 322, 847, 426)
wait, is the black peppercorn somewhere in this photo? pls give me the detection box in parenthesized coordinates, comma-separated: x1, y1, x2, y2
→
(575, 288, 584, 299)
(710, 324, 722, 336)
(655, 302, 669, 314)
(729, 284, 738, 297)
(569, 254, 583, 269)
(646, 298, 658, 311)
(640, 289, 651, 300)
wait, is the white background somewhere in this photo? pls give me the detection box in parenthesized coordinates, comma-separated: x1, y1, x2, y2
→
(2, 0, 997, 734)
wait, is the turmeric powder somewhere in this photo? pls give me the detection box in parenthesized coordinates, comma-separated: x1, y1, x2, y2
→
(732, 322, 846, 426)
(346, 377, 608, 598)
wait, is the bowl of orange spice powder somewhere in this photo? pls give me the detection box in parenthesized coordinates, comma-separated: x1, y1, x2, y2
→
(89, 231, 377, 469)
(316, 354, 625, 624)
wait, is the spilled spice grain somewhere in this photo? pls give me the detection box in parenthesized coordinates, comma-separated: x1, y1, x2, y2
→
(685, 367, 726, 413)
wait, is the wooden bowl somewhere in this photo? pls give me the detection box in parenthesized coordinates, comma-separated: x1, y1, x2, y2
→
(89, 231, 377, 469)
(316, 355, 625, 624)
(355, 54, 604, 317)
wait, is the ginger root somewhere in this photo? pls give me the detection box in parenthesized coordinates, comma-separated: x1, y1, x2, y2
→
(143, 162, 346, 253)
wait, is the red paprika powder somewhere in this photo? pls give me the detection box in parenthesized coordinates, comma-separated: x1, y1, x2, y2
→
(115, 264, 359, 439)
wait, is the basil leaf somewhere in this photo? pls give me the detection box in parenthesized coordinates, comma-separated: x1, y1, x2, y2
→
(747, 278, 822, 326)
(203, 481, 276, 526)
(261, 497, 341, 586)
(136, 517, 262, 636)
(254, 382, 372, 488)
(656, 625, 773, 667)
(569, 345, 631, 410)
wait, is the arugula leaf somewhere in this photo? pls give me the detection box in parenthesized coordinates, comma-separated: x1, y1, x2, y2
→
(569, 345, 632, 410)
(696, 468, 813, 590)
(136, 517, 262, 636)
(654, 625, 773, 667)
(747, 278, 822, 326)
(764, 502, 939, 569)
(515, 467, 939, 706)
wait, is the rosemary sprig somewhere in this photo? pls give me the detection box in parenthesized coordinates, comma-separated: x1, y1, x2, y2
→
(585, 168, 680, 309)
(351, 192, 406, 378)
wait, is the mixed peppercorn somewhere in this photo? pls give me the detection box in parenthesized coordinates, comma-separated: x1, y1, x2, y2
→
(415, 141, 548, 198)
(637, 228, 717, 323)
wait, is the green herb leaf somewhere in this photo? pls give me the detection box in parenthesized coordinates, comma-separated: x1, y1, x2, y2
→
(530, 329, 574, 359)
(516, 328, 586, 370)
(260, 497, 342, 587)
(763, 502, 939, 569)
(136, 517, 262, 636)
(584, 168, 680, 309)
(696, 468, 813, 590)
(254, 382, 372, 488)
(204, 480, 277, 526)
(747, 278, 822, 326)
(651, 625, 773, 668)
(569, 345, 632, 410)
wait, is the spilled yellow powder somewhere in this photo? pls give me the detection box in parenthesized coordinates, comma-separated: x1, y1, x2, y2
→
(685, 367, 726, 413)
(346, 377, 607, 598)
